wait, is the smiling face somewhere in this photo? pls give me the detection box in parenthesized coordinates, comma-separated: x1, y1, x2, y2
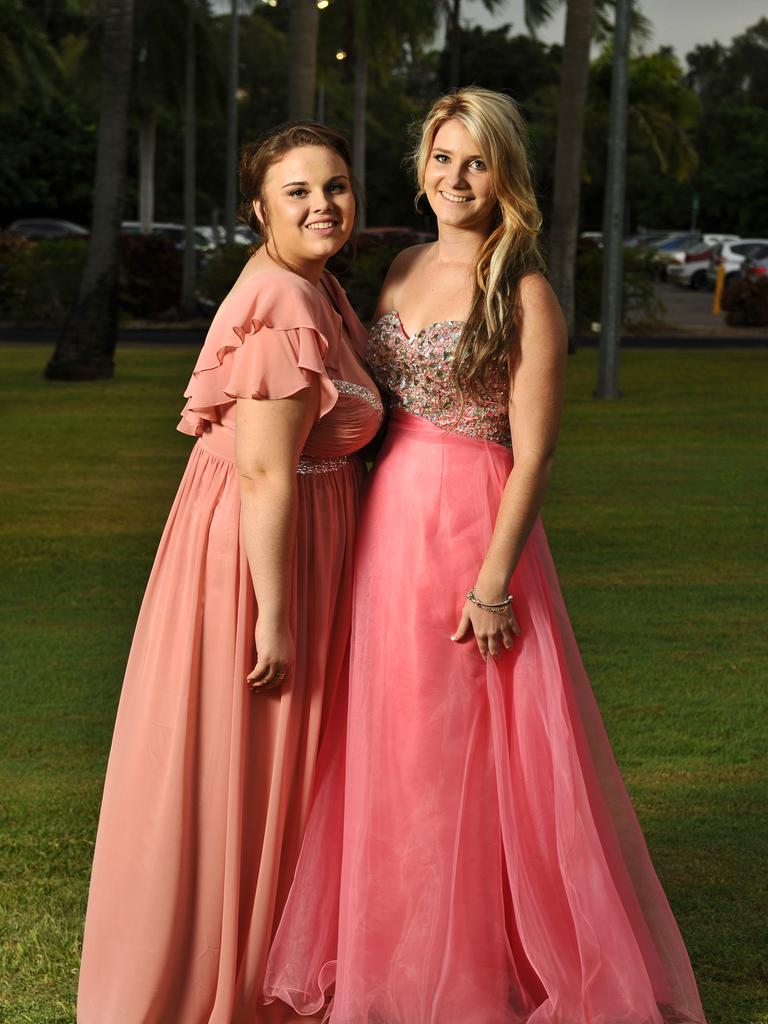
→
(254, 145, 356, 271)
(423, 119, 496, 234)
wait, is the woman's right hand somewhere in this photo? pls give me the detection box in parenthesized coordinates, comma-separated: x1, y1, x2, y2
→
(247, 620, 294, 692)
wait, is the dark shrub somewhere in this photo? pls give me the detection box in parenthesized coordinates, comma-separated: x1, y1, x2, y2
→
(0, 238, 87, 321)
(118, 233, 183, 316)
(330, 243, 400, 326)
(199, 244, 251, 307)
(574, 246, 664, 334)
(724, 277, 768, 326)
(0, 231, 34, 314)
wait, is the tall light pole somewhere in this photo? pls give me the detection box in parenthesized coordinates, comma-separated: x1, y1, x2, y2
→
(596, 0, 631, 399)
(225, 0, 239, 245)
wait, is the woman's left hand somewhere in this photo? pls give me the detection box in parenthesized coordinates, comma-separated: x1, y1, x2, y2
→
(451, 600, 521, 661)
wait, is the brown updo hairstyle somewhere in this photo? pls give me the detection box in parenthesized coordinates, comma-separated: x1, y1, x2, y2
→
(239, 121, 361, 238)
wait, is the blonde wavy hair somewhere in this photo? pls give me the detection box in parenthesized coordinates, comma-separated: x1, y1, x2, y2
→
(413, 87, 544, 392)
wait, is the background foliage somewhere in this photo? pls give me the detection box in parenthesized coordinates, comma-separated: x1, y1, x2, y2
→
(2, 4, 768, 238)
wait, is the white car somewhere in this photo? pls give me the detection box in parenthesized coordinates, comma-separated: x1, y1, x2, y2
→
(707, 238, 768, 287)
(666, 241, 718, 291)
(121, 221, 214, 252)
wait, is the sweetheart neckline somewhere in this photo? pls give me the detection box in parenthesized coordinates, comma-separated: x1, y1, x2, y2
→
(388, 310, 464, 341)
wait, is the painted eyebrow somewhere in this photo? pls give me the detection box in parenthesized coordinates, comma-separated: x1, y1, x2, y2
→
(281, 175, 350, 189)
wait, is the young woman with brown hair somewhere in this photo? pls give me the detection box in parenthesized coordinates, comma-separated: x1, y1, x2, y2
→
(78, 123, 382, 1024)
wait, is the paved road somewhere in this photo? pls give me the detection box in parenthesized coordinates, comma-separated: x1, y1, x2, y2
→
(653, 280, 766, 337)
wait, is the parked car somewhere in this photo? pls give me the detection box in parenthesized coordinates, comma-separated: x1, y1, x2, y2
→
(120, 221, 214, 253)
(8, 218, 88, 240)
(707, 238, 768, 287)
(666, 241, 716, 291)
(624, 230, 680, 249)
(232, 224, 260, 246)
(653, 232, 703, 256)
(194, 225, 224, 249)
(701, 233, 740, 246)
(741, 254, 768, 283)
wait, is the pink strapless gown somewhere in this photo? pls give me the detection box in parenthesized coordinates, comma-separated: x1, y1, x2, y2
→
(264, 314, 707, 1024)
(77, 271, 383, 1024)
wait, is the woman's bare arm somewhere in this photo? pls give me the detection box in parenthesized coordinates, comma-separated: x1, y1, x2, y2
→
(235, 380, 320, 689)
(453, 273, 567, 659)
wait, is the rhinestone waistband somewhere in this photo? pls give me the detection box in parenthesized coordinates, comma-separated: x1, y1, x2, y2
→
(198, 431, 352, 474)
(297, 454, 351, 474)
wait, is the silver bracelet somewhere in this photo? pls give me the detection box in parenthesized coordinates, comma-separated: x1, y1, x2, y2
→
(467, 588, 513, 615)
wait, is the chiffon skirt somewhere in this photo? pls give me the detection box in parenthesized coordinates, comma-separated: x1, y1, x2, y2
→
(264, 410, 706, 1024)
(78, 432, 356, 1023)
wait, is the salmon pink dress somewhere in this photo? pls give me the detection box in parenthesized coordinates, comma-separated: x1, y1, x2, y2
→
(77, 269, 383, 1024)
(264, 314, 707, 1024)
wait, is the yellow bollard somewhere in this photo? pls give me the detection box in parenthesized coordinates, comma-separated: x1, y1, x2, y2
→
(712, 263, 725, 316)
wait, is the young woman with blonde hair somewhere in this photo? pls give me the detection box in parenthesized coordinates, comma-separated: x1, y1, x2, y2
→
(265, 89, 707, 1023)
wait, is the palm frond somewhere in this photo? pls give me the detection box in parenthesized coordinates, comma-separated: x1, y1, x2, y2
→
(523, 0, 563, 36)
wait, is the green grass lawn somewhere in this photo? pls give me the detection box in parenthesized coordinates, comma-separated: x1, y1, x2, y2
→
(1, 343, 766, 1024)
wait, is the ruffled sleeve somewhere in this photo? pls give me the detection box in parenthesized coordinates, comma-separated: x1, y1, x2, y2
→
(178, 272, 341, 438)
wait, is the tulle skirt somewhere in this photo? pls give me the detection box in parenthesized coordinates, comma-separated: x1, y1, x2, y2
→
(264, 410, 706, 1024)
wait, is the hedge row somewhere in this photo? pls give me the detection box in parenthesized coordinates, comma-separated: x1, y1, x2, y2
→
(0, 231, 671, 332)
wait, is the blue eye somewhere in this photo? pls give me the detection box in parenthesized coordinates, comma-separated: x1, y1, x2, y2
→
(469, 159, 487, 172)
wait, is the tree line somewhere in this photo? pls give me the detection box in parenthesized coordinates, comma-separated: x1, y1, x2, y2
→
(1, 1, 766, 377)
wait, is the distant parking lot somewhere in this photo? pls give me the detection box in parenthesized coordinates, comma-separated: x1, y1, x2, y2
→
(653, 280, 767, 336)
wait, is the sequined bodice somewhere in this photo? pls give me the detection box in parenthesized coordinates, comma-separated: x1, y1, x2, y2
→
(367, 312, 511, 446)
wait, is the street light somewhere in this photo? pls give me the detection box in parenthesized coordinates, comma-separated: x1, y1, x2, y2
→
(335, 49, 347, 60)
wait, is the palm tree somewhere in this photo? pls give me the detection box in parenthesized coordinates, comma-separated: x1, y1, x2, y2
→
(133, 0, 187, 232)
(539, 0, 595, 344)
(45, 0, 135, 381)
(443, 0, 509, 88)
(524, 0, 649, 344)
(288, 0, 319, 120)
(181, 0, 197, 315)
(225, 0, 239, 243)
(352, 9, 368, 229)
(0, 0, 58, 107)
(344, 0, 438, 229)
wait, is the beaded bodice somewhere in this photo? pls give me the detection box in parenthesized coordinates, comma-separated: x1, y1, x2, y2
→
(367, 312, 511, 447)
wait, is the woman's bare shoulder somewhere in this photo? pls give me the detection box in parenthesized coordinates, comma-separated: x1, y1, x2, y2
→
(376, 243, 435, 318)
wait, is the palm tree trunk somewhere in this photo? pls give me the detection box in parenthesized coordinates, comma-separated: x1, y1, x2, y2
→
(138, 106, 156, 233)
(181, 0, 197, 315)
(225, 0, 238, 244)
(288, 0, 319, 120)
(448, 0, 461, 89)
(352, 7, 368, 231)
(547, 0, 594, 347)
(597, 0, 630, 398)
(45, 0, 135, 380)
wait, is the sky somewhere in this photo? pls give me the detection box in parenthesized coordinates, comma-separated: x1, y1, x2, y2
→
(463, 0, 767, 61)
